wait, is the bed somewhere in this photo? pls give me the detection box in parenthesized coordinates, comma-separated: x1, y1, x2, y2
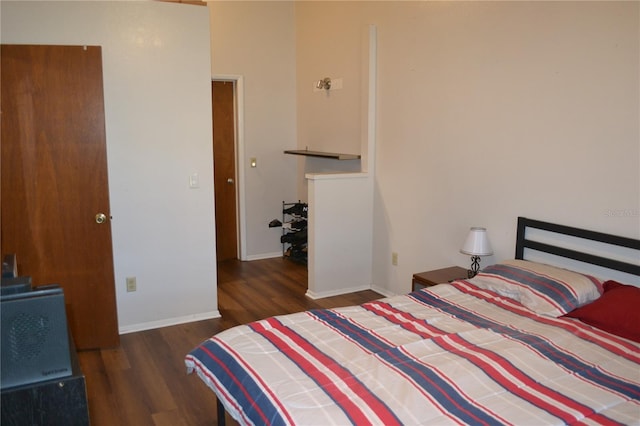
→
(185, 217, 640, 425)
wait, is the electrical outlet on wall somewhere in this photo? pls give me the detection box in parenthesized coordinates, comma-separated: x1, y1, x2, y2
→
(391, 252, 398, 266)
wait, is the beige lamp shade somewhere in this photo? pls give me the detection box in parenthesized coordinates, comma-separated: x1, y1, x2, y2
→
(460, 227, 493, 256)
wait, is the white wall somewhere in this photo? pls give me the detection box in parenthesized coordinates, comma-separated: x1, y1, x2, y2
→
(295, 1, 640, 295)
(6, 1, 636, 322)
(294, 3, 373, 199)
(1, 1, 219, 332)
(209, 1, 298, 259)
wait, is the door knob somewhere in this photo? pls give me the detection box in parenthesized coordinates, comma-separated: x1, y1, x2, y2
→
(227, 178, 234, 184)
(95, 213, 107, 224)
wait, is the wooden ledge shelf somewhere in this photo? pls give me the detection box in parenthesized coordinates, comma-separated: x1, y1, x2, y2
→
(284, 150, 361, 160)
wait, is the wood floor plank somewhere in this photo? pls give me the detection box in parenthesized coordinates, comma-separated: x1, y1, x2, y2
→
(152, 409, 189, 426)
(79, 350, 122, 426)
(78, 257, 383, 425)
(102, 346, 132, 371)
(125, 333, 178, 413)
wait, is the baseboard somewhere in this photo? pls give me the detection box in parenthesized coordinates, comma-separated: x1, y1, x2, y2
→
(305, 285, 375, 300)
(119, 310, 221, 335)
(244, 252, 283, 261)
(370, 284, 395, 298)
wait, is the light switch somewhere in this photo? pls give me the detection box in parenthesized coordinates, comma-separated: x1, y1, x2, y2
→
(189, 173, 199, 189)
(250, 157, 257, 168)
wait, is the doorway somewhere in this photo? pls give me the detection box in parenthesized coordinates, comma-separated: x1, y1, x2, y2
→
(212, 77, 246, 261)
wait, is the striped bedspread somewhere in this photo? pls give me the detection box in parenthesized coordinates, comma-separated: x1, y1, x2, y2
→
(185, 281, 640, 425)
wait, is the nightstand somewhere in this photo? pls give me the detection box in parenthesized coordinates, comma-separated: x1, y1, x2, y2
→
(412, 266, 467, 291)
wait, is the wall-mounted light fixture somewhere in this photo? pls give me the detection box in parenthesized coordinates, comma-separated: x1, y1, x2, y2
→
(315, 77, 331, 91)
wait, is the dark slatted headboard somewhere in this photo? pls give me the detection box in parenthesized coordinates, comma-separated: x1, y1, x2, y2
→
(515, 217, 640, 278)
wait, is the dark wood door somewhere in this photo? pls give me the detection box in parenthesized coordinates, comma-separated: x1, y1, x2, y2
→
(1, 44, 119, 349)
(212, 81, 238, 261)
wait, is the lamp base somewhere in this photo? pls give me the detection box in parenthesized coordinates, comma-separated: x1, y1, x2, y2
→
(467, 255, 481, 278)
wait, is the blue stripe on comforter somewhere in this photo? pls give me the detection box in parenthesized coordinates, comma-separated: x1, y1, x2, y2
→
(189, 341, 287, 426)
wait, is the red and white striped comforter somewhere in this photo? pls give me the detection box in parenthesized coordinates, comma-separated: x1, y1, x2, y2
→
(185, 280, 640, 425)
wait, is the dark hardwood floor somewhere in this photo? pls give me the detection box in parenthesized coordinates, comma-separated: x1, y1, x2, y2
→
(78, 257, 382, 425)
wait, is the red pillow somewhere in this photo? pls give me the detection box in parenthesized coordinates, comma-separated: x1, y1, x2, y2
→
(563, 280, 640, 343)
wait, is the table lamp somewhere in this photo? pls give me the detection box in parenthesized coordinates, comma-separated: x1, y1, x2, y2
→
(460, 227, 493, 278)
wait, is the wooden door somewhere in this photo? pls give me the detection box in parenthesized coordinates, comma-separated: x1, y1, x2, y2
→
(212, 81, 238, 261)
(1, 45, 119, 349)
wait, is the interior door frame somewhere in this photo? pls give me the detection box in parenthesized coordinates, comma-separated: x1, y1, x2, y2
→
(213, 74, 246, 260)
